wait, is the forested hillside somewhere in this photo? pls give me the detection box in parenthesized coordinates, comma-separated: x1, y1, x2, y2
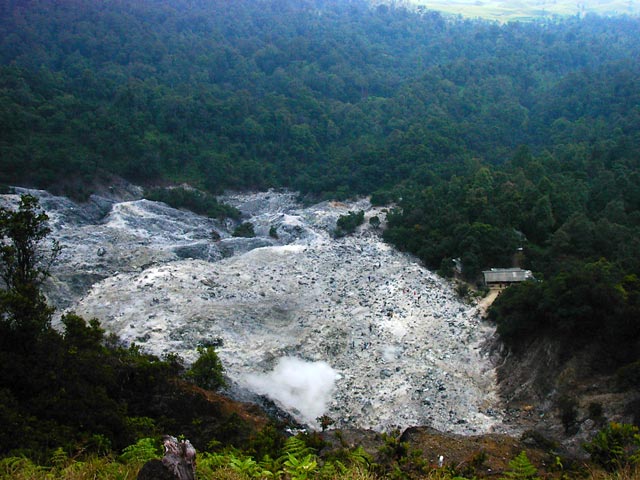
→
(2, 0, 640, 465)
(1, 0, 638, 195)
(3, 0, 639, 337)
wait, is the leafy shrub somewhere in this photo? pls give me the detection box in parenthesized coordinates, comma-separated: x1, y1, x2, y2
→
(0, 456, 45, 477)
(583, 423, 640, 471)
(281, 436, 316, 460)
(85, 434, 112, 456)
(50, 447, 69, 469)
(228, 455, 262, 477)
(500, 451, 539, 480)
(317, 414, 335, 432)
(119, 437, 160, 464)
(0, 455, 140, 479)
(558, 394, 580, 435)
(186, 346, 226, 391)
(335, 210, 365, 237)
(145, 187, 240, 220)
(488, 280, 543, 347)
(283, 452, 317, 480)
(370, 190, 398, 206)
(232, 222, 256, 238)
(455, 282, 470, 299)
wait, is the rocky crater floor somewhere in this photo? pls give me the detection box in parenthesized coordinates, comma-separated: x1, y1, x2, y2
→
(1, 188, 507, 435)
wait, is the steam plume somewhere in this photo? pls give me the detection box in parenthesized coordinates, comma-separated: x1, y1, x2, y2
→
(245, 357, 339, 426)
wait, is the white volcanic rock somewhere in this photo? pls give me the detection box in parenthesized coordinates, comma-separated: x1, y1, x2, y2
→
(2, 188, 505, 434)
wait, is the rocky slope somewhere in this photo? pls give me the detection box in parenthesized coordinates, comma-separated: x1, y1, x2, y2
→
(1, 188, 507, 435)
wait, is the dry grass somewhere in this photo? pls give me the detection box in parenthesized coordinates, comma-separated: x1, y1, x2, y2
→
(1, 455, 639, 480)
(585, 465, 640, 480)
(0, 456, 142, 480)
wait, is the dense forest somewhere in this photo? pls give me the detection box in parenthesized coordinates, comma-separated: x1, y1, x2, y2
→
(1, 0, 639, 196)
(2, 0, 640, 473)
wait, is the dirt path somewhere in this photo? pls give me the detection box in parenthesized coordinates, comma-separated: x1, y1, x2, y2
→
(477, 288, 501, 317)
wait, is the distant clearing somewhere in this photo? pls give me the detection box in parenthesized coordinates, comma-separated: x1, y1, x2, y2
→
(406, 0, 639, 21)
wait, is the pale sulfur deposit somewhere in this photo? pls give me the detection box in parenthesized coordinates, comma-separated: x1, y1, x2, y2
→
(2, 189, 506, 434)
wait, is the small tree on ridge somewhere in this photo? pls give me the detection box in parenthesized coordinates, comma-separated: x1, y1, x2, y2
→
(0, 194, 59, 342)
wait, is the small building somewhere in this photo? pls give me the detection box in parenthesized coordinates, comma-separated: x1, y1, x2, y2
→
(482, 268, 533, 287)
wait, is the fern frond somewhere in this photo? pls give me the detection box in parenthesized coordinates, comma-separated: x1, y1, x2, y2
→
(347, 446, 372, 467)
(501, 451, 539, 480)
(0, 456, 42, 476)
(119, 437, 160, 464)
(281, 436, 315, 459)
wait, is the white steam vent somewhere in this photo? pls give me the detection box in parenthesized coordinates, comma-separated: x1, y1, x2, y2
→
(244, 357, 340, 427)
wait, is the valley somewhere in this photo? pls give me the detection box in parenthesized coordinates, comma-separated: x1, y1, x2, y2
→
(2, 188, 506, 435)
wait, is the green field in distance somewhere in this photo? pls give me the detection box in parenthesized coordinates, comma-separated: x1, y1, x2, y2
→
(406, 0, 639, 21)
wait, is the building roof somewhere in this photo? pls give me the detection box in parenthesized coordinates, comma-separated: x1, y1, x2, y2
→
(482, 268, 533, 283)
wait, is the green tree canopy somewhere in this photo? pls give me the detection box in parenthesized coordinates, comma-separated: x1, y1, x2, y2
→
(0, 195, 59, 342)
